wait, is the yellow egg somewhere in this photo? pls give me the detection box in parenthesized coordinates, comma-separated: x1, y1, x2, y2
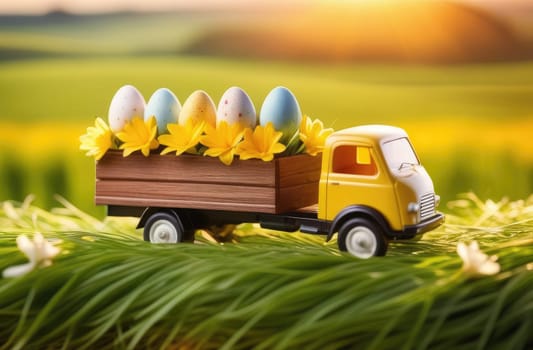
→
(178, 90, 217, 127)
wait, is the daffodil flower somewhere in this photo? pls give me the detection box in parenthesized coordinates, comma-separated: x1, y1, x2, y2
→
(299, 115, 334, 156)
(200, 120, 244, 166)
(116, 116, 159, 157)
(159, 120, 205, 156)
(2, 233, 61, 278)
(236, 123, 286, 162)
(79, 117, 114, 160)
(457, 241, 500, 277)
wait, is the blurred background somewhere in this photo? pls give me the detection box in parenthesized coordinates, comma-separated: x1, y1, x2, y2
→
(0, 0, 532, 217)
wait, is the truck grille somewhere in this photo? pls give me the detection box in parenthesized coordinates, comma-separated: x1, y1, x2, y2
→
(420, 193, 435, 220)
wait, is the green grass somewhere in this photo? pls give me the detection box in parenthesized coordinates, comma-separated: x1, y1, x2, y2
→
(0, 194, 531, 349)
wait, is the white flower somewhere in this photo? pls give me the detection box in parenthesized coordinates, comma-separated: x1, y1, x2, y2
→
(457, 241, 500, 277)
(3, 233, 61, 278)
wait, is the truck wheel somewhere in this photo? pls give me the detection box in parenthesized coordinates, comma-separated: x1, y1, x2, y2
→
(338, 218, 388, 258)
(144, 212, 184, 243)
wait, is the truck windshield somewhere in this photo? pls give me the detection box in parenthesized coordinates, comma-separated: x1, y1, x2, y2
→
(382, 138, 420, 171)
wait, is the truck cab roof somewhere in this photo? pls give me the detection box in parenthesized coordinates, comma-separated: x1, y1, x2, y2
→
(330, 125, 409, 145)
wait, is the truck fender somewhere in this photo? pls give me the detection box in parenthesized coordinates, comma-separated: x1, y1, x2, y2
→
(137, 207, 181, 229)
(326, 205, 390, 242)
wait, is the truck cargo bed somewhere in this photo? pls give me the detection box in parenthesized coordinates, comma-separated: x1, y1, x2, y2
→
(96, 150, 322, 214)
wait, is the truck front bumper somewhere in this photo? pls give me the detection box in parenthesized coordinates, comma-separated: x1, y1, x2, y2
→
(393, 212, 445, 238)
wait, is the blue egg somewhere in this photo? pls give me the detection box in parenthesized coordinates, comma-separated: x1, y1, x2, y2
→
(144, 88, 181, 135)
(259, 86, 302, 144)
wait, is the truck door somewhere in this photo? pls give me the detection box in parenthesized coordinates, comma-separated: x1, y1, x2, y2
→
(325, 143, 398, 226)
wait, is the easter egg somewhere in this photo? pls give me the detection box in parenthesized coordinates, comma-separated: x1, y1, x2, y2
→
(145, 88, 181, 135)
(216, 87, 256, 129)
(108, 85, 145, 133)
(179, 90, 216, 128)
(260, 86, 302, 144)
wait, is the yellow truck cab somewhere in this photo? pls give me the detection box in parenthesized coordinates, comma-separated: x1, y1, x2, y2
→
(96, 124, 444, 259)
(316, 125, 443, 257)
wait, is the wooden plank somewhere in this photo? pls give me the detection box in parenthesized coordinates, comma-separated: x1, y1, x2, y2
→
(276, 182, 319, 213)
(277, 154, 322, 188)
(97, 151, 276, 187)
(96, 180, 276, 213)
(96, 196, 275, 213)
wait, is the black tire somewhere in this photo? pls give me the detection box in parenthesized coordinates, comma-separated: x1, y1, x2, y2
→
(338, 218, 388, 258)
(144, 211, 184, 243)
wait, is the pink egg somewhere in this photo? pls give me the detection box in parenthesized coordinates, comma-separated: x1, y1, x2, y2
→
(216, 87, 256, 129)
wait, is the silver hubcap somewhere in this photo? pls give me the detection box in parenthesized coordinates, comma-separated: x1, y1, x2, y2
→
(149, 219, 178, 243)
(345, 226, 377, 259)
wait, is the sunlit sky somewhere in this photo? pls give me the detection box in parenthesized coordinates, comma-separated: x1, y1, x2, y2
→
(0, 0, 300, 14)
(0, 0, 526, 15)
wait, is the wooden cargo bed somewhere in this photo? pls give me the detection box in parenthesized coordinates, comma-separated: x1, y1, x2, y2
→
(95, 151, 322, 214)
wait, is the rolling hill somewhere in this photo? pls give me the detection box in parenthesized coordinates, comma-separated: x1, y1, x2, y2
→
(183, 1, 533, 63)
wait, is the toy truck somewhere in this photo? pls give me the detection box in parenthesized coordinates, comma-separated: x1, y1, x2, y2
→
(95, 124, 444, 258)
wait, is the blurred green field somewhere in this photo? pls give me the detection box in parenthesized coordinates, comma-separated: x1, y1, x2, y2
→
(2, 57, 533, 124)
(1, 56, 532, 216)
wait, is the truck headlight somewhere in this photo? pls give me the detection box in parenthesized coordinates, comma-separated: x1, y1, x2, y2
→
(435, 195, 441, 207)
(407, 202, 420, 213)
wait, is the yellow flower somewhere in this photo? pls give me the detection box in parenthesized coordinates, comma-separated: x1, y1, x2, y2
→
(457, 241, 500, 277)
(200, 120, 244, 165)
(79, 117, 113, 160)
(299, 115, 334, 156)
(236, 123, 286, 162)
(116, 116, 159, 157)
(159, 119, 205, 156)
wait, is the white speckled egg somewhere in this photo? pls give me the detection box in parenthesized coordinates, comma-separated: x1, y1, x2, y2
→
(145, 88, 181, 135)
(108, 85, 145, 133)
(179, 90, 216, 128)
(260, 86, 302, 143)
(216, 87, 256, 129)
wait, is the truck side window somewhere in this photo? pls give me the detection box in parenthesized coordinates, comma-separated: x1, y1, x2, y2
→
(332, 145, 378, 176)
